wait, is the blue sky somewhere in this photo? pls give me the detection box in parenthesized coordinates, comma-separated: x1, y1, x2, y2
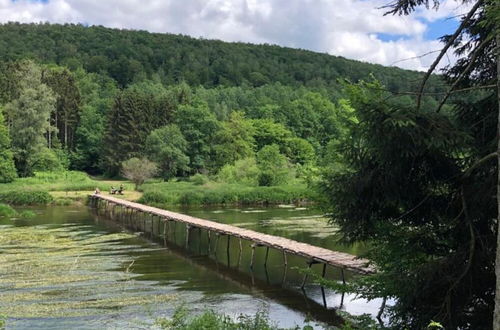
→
(1, 0, 471, 71)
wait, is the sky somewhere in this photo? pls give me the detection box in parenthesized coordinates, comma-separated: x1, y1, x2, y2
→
(0, 0, 472, 71)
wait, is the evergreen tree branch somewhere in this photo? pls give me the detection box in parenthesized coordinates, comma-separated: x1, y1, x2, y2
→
(415, 0, 483, 111)
(436, 35, 494, 113)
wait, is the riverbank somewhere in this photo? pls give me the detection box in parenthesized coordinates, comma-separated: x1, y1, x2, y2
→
(0, 171, 319, 207)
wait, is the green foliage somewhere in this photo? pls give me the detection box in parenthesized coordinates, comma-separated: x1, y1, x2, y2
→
(30, 148, 66, 172)
(42, 66, 81, 149)
(217, 157, 260, 186)
(283, 138, 316, 165)
(139, 181, 314, 206)
(321, 79, 495, 329)
(19, 210, 36, 219)
(213, 111, 256, 168)
(4, 60, 55, 176)
(0, 203, 17, 217)
(251, 119, 292, 151)
(71, 69, 117, 173)
(121, 157, 157, 190)
(155, 308, 285, 330)
(175, 102, 221, 173)
(0, 23, 446, 95)
(0, 191, 53, 205)
(102, 82, 175, 175)
(256, 145, 291, 186)
(188, 173, 209, 185)
(0, 111, 16, 182)
(145, 125, 190, 180)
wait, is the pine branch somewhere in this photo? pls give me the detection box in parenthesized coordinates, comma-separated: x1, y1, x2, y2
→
(436, 35, 494, 113)
(415, 0, 483, 111)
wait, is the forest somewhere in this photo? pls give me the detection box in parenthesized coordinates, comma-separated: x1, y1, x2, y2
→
(0, 22, 445, 184)
(0, 2, 498, 327)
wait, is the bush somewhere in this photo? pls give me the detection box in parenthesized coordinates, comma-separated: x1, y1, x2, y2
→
(19, 210, 36, 219)
(217, 157, 259, 186)
(189, 173, 209, 185)
(30, 148, 65, 172)
(0, 203, 17, 217)
(155, 308, 282, 330)
(0, 191, 53, 205)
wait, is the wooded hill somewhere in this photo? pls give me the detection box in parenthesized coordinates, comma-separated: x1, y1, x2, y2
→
(0, 22, 443, 92)
(0, 22, 446, 179)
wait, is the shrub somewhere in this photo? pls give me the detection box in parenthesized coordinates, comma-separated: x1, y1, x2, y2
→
(19, 210, 36, 219)
(155, 308, 282, 330)
(0, 191, 53, 205)
(217, 157, 259, 186)
(189, 173, 209, 185)
(30, 148, 65, 172)
(0, 203, 17, 217)
(121, 157, 157, 190)
(256, 145, 291, 186)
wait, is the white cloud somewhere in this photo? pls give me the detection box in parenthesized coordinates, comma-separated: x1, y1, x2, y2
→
(0, 0, 464, 71)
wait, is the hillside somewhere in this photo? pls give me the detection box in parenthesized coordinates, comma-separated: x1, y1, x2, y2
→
(0, 23, 443, 92)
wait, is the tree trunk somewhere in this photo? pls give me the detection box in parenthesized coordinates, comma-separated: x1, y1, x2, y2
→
(64, 119, 68, 148)
(494, 33, 500, 330)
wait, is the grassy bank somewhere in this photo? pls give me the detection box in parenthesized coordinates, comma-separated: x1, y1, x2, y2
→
(0, 171, 319, 207)
(139, 180, 318, 206)
(0, 171, 135, 205)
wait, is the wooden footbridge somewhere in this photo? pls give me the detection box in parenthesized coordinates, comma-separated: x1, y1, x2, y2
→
(89, 194, 374, 286)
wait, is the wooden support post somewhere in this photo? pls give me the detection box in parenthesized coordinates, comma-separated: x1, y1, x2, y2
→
(264, 246, 270, 267)
(321, 263, 328, 308)
(151, 213, 155, 238)
(237, 238, 243, 267)
(173, 221, 177, 241)
(301, 260, 314, 289)
(214, 233, 220, 257)
(163, 219, 168, 237)
(282, 250, 288, 284)
(186, 225, 191, 247)
(226, 235, 231, 266)
(250, 244, 256, 269)
(207, 230, 211, 253)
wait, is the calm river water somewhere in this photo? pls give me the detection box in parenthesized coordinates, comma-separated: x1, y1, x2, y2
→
(0, 204, 382, 329)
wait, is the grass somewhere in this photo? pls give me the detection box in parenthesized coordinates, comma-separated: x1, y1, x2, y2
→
(0, 171, 136, 205)
(139, 180, 318, 206)
(155, 307, 289, 330)
(0, 171, 319, 206)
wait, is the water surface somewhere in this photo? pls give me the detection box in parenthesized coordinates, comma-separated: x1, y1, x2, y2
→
(0, 205, 381, 329)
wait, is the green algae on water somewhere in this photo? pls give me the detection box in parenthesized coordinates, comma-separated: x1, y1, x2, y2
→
(0, 225, 177, 318)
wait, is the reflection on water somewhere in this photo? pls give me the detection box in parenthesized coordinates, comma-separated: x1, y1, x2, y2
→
(0, 205, 381, 329)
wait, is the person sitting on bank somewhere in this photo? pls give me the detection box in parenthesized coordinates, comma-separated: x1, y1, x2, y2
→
(117, 184, 124, 195)
(110, 186, 117, 194)
(94, 187, 101, 195)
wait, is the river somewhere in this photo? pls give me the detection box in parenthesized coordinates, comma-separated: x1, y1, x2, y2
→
(0, 204, 382, 329)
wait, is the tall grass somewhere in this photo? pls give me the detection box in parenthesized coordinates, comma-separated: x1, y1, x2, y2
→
(155, 308, 286, 330)
(0, 191, 53, 205)
(0, 171, 105, 192)
(139, 180, 318, 206)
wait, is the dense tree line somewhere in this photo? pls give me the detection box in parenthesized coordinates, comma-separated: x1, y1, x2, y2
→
(0, 23, 445, 93)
